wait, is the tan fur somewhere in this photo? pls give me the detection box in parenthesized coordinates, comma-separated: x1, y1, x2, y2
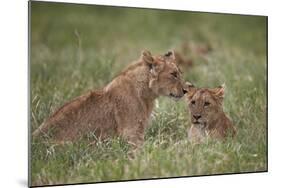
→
(33, 50, 187, 146)
(184, 84, 236, 142)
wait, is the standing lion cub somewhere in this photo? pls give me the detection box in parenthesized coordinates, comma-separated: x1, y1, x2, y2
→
(33, 50, 187, 146)
(185, 83, 236, 142)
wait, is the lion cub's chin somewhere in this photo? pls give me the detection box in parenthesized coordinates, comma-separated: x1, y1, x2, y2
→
(193, 122, 207, 129)
(168, 94, 184, 101)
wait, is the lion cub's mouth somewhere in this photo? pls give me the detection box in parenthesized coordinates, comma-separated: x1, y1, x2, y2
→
(169, 93, 183, 99)
(193, 121, 201, 124)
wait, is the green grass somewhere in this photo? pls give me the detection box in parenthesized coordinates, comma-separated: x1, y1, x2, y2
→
(30, 2, 267, 186)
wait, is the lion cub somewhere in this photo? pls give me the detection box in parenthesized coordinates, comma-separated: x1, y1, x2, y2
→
(33, 50, 187, 147)
(185, 83, 236, 142)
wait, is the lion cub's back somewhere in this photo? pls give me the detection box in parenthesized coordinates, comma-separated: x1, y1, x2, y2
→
(32, 90, 116, 142)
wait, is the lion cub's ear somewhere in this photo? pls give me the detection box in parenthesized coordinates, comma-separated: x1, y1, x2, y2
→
(142, 50, 154, 65)
(164, 50, 176, 61)
(142, 50, 164, 77)
(184, 82, 197, 100)
(164, 50, 175, 58)
(211, 84, 225, 101)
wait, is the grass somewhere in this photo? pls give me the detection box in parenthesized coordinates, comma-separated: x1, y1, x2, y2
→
(30, 1, 267, 186)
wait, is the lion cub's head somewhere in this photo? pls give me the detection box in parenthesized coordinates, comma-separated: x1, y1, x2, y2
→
(185, 84, 225, 127)
(141, 50, 187, 99)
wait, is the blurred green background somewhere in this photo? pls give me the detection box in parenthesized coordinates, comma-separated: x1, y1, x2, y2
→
(30, 1, 267, 186)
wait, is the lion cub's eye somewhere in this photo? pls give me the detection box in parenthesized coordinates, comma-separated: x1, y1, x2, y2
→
(171, 72, 178, 78)
(191, 100, 196, 105)
(204, 102, 210, 107)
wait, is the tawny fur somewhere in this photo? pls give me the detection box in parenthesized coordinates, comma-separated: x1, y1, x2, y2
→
(185, 84, 236, 143)
(33, 50, 186, 146)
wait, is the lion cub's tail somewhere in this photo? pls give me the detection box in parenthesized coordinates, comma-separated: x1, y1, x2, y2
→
(32, 121, 50, 139)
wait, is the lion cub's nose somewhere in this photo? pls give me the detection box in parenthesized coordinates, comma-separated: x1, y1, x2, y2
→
(193, 115, 201, 120)
(183, 89, 187, 94)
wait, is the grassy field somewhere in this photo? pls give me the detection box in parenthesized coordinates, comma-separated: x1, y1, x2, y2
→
(30, 2, 267, 186)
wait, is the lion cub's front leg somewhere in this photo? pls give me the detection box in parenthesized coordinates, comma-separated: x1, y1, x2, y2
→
(114, 104, 148, 148)
(117, 119, 146, 148)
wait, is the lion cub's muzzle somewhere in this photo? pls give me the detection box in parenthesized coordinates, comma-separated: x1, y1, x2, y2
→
(192, 114, 207, 128)
(192, 116, 207, 129)
(169, 88, 187, 99)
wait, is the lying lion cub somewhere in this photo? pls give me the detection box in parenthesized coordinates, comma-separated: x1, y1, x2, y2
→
(33, 50, 187, 146)
(185, 83, 236, 142)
